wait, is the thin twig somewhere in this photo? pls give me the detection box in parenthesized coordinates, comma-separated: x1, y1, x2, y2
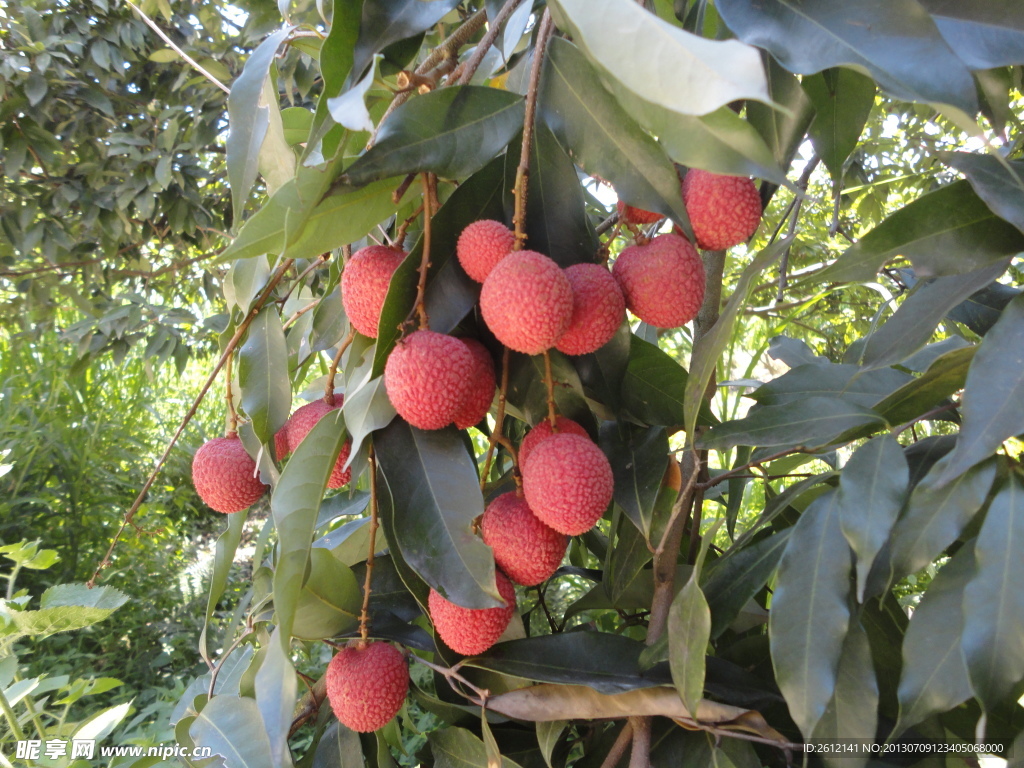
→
(480, 348, 512, 491)
(543, 350, 558, 430)
(325, 329, 356, 404)
(600, 722, 634, 768)
(629, 716, 651, 768)
(891, 401, 959, 438)
(358, 446, 380, 644)
(281, 298, 321, 330)
(225, 353, 238, 435)
(414, 174, 433, 330)
(456, 0, 527, 86)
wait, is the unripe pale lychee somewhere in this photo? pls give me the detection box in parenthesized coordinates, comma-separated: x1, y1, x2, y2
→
(612, 233, 705, 329)
(453, 339, 496, 430)
(456, 220, 516, 283)
(325, 641, 409, 733)
(428, 570, 516, 656)
(522, 433, 614, 536)
(556, 264, 625, 356)
(616, 200, 662, 225)
(282, 398, 352, 488)
(681, 170, 761, 251)
(480, 250, 573, 355)
(191, 435, 267, 514)
(384, 330, 474, 430)
(481, 492, 567, 586)
(518, 416, 589, 471)
(341, 245, 406, 338)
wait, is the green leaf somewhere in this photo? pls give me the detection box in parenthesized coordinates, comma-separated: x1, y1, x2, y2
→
(200, 511, 248, 661)
(938, 294, 1024, 485)
(504, 351, 590, 429)
(603, 516, 653, 606)
(946, 278, 1021, 337)
(374, 419, 501, 609)
(280, 107, 314, 146)
(747, 57, 815, 173)
(290, 548, 361, 640)
(716, 0, 977, 114)
(802, 68, 876, 182)
(9, 583, 128, 639)
(919, 0, 1024, 69)
(874, 345, 975, 426)
(623, 335, 700, 428)
(600, 423, 668, 538)
(819, 180, 1024, 283)
(73, 701, 132, 743)
(961, 474, 1024, 711)
(255, 628, 296, 768)
(749, 362, 912, 409)
(837, 436, 908, 603)
(540, 38, 691, 232)
(311, 721, 365, 768)
(699, 397, 886, 452)
(340, 87, 525, 186)
(943, 152, 1024, 236)
(306, 0, 362, 153)
(769, 490, 852, 738)
(190, 695, 275, 768)
(327, 55, 379, 133)
(894, 543, 975, 736)
(430, 727, 524, 768)
(238, 307, 291, 444)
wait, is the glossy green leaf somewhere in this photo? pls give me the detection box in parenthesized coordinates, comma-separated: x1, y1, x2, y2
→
(747, 57, 815, 173)
(340, 87, 524, 186)
(327, 54, 379, 132)
(920, 0, 1024, 69)
(802, 68, 875, 182)
(600, 423, 668, 537)
(572, 320, 631, 412)
(769, 489, 852, 738)
(938, 294, 1024, 485)
(306, 0, 361, 155)
(894, 543, 975, 736)
(504, 350, 590, 429)
(72, 701, 132, 743)
(290, 548, 361, 640)
(190, 695, 275, 768)
(837, 436, 908, 604)
(238, 306, 291, 444)
(716, 0, 977, 114)
(374, 419, 500, 609)
(819, 181, 1024, 283)
(749, 363, 912, 409)
(430, 727, 524, 768)
(622, 335, 715, 429)
(943, 152, 1024, 235)
(873, 345, 975, 425)
(961, 474, 1024, 711)
(603, 516, 654, 605)
(535, 721, 565, 768)
(946, 278, 1021, 337)
(200, 511, 249, 662)
(8, 583, 129, 639)
(255, 628, 296, 768)
(311, 721, 365, 768)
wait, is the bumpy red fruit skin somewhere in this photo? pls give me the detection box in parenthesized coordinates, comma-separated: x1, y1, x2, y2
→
(325, 642, 409, 733)
(518, 416, 588, 471)
(481, 493, 567, 586)
(428, 570, 516, 656)
(480, 251, 573, 355)
(341, 245, 406, 338)
(385, 330, 474, 430)
(283, 399, 352, 488)
(522, 433, 614, 536)
(191, 435, 267, 513)
(681, 170, 761, 251)
(457, 220, 516, 283)
(556, 264, 625, 356)
(453, 339, 496, 430)
(612, 233, 705, 329)
(616, 200, 663, 225)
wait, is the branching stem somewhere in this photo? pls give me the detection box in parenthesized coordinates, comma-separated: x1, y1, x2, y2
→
(325, 329, 357, 404)
(358, 446, 380, 645)
(480, 348, 512, 491)
(414, 173, 434, 330)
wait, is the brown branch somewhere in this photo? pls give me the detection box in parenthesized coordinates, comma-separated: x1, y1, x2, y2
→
(325, 329, 356, 404)
(457, 0, 527, 86)
(358, 446, 380, 645)
(480, 347, 512, 491)
(600, 722, 634, 768)
(225, 353, 238, 435)
(288, 676, 328, 738)
(414, 173, 433, 330)
(542, 350, 558, 430)
(628, 716, 651, 768)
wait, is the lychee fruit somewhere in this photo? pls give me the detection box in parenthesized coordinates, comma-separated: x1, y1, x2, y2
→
(616, 200, 663, 225)
(453, 339, 496, 430)
(522, 433, 614, 536)
(325, 641, 409, 733)
(556, 264, 625, 356)
(282, 398, 352, 488)
(681, 170, 761, 251)
(481, 492, 567, 586)
(191, 434, 267, 514)
(428, 570, 517, 656)
(480, 250, 573, 355)
(384, 330, 474, 430)
(456, 220, 516, 283)
(341, 245, 406, 338)
(612, 233, 705, 328)
(518, 416, 589, 471)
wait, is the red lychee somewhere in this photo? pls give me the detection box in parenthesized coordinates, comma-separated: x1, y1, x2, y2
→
(481, 492, 567, 586)
(480, 250, 573, 355)
(456, 220, 516, 283)
(191, 435, 267, 514)
(282, 398, 352, 489)
(341, 245, 406, 338)
(384, 330, 474, 430)
(556, 263, 625, 356)
(612, 233, 705, 328)
(681, 170, 761, 251)
(616, 200, 663, 225)
(325, 641, 409, 733)
(428, 570, 517, 656)
(522, 433, 614, 536)
(453, 338, 496, 430)
(518, 416, 589, 472)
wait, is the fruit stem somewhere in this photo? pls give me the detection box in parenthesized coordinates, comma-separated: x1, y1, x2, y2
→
(358, 445, 380, 645)
(394, 201, 426, 244)
(511, 9, 555, 250)
(479, 347, 511, 491)
(224, 352, 238, 437)
(542, 350, 557, 430)
(87, 258, 296, 588)
(325, 328, 356, 405)
(413, 173, 433, 331)
(490, 433, 522, 490)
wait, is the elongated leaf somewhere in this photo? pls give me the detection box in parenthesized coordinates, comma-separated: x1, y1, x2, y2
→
(430, 727, 523, 768)
(747, 58, 815, 173)
(191, 695, 275, 768)
(311, 721, 364, 768)
(716, 0, 977, 113)
(700, 397, 886, 452)
(340, 87, 525, 186)
(374, 419, 500, 609)
(769, 490, 852, 738)
(305, 0, 361, 150)
(600, 423, 668, 537)
(291, 548, 361, 640)
(540, 38, 691, 231)
(894, 543, 975, 736)
(874, 346, 975, 425)
(943, 152, 1024, 235)
(837, 436, 908, 603)
(947, 279, 1021, 337)
(535, 721, 565, 768)
(802, 68, 876, 182)
(961, 474, 1024, 711)
(820, 180, 1024, 282)
(622, 335, 699, 428)
(749, 363, 912, 409)
(938, 294, 1024, 485)
(10, 584, 128, 639)
(920, 0, 1024, 69)
(200, 511, 249, 662)
(255, 628, 296, 768)
(238, 307, 291, 444)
